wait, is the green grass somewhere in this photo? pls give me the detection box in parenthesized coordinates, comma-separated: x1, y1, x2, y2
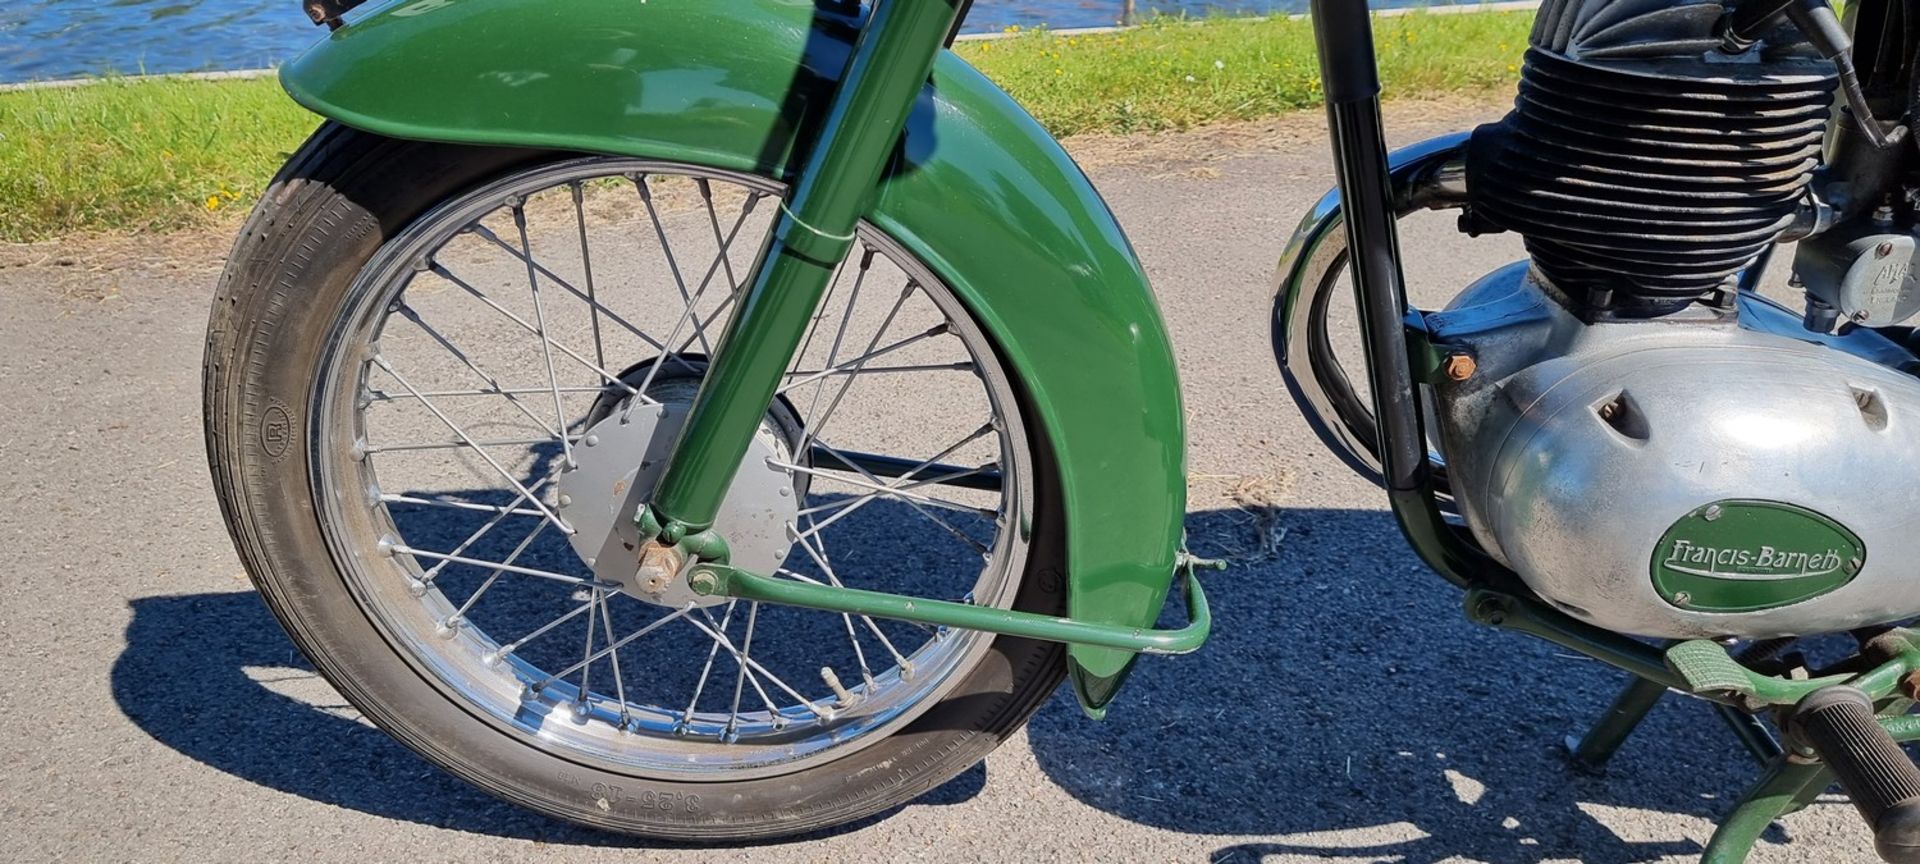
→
(1, 75, 311, 241)
(0, 10, 1531, 243)
(957, 11, 1531, 135)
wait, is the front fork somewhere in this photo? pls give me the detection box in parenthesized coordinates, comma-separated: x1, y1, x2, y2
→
(634, 0, 1211, 656)
(635, 0, 965, 560)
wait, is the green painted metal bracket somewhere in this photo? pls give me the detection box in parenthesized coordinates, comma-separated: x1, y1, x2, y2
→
(687, 561, 1213, 656)
(1665, 637, 1920, 707)
(1664, 640, 1855, 706)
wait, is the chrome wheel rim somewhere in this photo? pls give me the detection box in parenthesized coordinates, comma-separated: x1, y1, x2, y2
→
(310, 158, 1033, 780)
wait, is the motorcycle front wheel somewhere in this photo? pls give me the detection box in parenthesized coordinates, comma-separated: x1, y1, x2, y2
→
(204, 123, 1066, 840)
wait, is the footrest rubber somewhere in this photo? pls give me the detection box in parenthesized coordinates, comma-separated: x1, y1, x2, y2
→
(1666, 640, 1755, 696)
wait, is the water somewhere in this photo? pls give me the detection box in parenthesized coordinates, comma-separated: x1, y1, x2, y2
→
(0, 0, 1406, 84)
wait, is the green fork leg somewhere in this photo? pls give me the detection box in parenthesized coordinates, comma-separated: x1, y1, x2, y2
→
(643, 0, 966, 544)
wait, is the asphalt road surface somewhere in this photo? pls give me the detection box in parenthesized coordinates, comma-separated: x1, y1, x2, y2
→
(0, 100, 1879, 862)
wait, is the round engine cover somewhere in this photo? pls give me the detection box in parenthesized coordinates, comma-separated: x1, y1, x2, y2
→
(1433, 268, 1920, 639)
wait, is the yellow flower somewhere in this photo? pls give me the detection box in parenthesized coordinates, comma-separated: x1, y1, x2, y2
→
(205, 195, 222, 211)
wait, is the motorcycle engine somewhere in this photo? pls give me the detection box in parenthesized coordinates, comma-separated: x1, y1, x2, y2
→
(1432, 0, 1920, 638)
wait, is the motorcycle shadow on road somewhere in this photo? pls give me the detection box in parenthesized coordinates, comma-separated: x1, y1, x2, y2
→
(110, 499, 1827, 857)
(107, 488, 991, 846)
(1024, 504, 1817, 864)
(108, 596, 988, 846)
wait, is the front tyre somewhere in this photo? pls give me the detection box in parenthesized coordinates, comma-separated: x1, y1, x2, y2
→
(204, 124, 1066, 839)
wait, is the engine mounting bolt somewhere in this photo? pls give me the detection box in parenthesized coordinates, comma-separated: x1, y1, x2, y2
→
(1704, 504, 1723, 522)
(1902, 671, 1920, 701)
(1852, 309, 1873, 323)
(1442, 353, 1477, 382)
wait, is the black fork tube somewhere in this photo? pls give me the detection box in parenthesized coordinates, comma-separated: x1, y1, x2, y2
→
(1309, 1, 1504, 584)
(1310, 4, 1430, 495)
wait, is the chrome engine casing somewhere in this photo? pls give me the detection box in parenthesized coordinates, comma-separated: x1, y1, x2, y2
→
(1430, 264, 1920, 639)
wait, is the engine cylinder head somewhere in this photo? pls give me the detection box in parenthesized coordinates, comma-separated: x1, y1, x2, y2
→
(1466, 0, 1837, 315)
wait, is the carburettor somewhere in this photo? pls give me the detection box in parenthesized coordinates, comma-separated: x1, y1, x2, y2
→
(1793, 204, 1920, 330)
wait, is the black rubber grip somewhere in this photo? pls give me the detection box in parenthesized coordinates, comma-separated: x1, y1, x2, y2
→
(1794, 686, 1920, 863)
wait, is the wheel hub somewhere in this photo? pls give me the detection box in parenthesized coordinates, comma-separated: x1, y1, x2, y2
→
(556, 397, 800, 609)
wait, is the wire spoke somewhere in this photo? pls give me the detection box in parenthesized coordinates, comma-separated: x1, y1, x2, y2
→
(379, 493, 549, 519)
(678, 598, 739, 728)
(575, 588, 597, 708)
(794, 282, 920, 455)
(782, 361, 974, 380)
(571, 182, 607, 372)
(682, 610, 834, 720)
(392, 305, 564, 439)
(466, 223, 689, 369)
(510, 202, 578, 470)
(492, 599, 595, 661)
(787, 521, 917, 670)
(428, 262, 647, 401)
(364, 435, 585, 454)
(371, 356, 574, 534)
(389, 542, 603, 588)
(792, 425, 996, 542)
(596, 590, 633, 726)
(450, 519, 551, 620)
(696, 179, 746, 327)
(404, 471, 562, 585)
(625, 188, 766, 407)
(634, 174, 709, 356)
(369, 385, 608, 401)
(812, 440, 991, 554)
(536, 603, 692, 690)
(694, 604, 786, 723)
(775, 323, 950, 397)
(723, 601, 759, 736)
(672, 200, 778, 357)
(771, 458, 997, 516)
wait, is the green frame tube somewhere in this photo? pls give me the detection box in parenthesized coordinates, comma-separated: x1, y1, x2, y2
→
(646, 0, 966, 538)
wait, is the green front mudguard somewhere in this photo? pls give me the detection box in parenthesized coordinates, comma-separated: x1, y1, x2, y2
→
(281, 0, 1188, 713)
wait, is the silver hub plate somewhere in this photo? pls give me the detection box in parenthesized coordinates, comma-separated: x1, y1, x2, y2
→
(557, 402, 798, 608)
